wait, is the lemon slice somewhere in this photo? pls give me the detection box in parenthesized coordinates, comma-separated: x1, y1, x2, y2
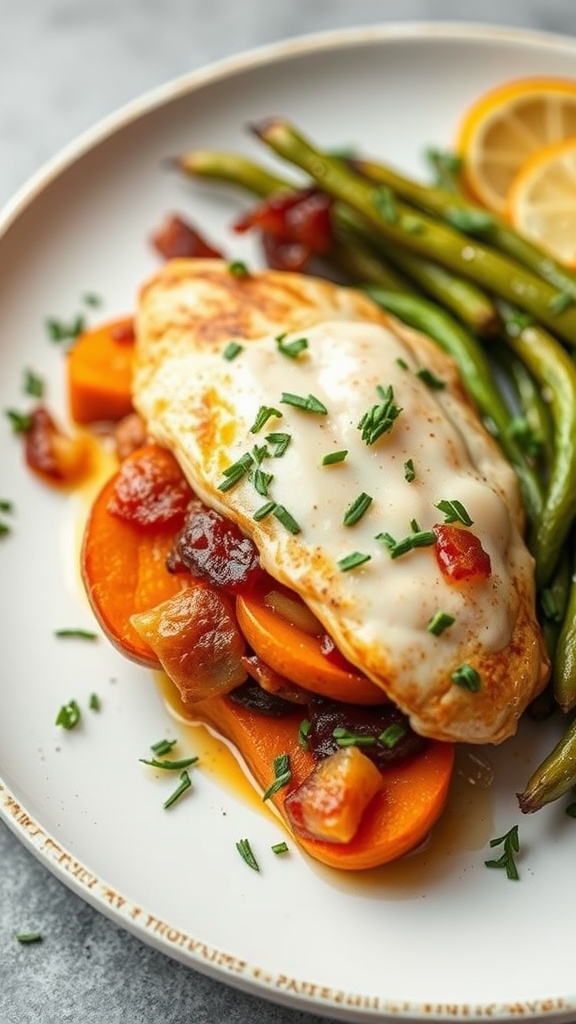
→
(507, 138, 576, 265)
(456, 77, 576, 213)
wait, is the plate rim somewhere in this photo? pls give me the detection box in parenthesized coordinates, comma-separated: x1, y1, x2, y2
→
(3, 20, 576, 1024)
(2, 19, 576, 237)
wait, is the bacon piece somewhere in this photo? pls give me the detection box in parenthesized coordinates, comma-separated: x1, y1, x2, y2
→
(24, 405, 89, 484)
(107, 444, 192, 529)
(151, 214, 223, 260)
(433, 523, 492, 582)
(131, 584, 247, 703)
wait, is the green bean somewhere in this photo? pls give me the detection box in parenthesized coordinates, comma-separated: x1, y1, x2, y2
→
(498, 303, 576, 587)
(327, 235, 417, 293)
(251, 118, 576, 346)
(517, 715, 576, 813)
(178, 149, 289, 198)
(364, 287, 544, 527)
(552, 542, 576, 712)
(354, 155, 576, 301)
(538, 550, 572, 663)
(334, 205, 500, 336)
(491, 346, 554, 470)
(179, 149, 500, 336)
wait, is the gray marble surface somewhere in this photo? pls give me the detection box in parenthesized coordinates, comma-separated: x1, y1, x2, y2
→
(1, 1, 575, 1022)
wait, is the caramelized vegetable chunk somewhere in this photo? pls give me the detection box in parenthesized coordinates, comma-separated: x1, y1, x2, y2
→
(284, 746, 382, 844)
(167, 498, 262, 593)
(25, 405, 89, 485)
(131, 584, 247, 703)
(107, 443, 192, 528)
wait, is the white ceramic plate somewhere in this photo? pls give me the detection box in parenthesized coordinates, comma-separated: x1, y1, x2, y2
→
(2, 22, 576, 1023)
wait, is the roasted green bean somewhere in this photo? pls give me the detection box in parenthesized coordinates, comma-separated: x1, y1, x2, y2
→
(251, 118, 576, 346)
(517, 715, 576, 813)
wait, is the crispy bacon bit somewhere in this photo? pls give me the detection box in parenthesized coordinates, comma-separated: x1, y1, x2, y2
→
(24, 405, 89, 484)
(167, 498, 263, 593)
(130, 584, 247, 703)
(234, 188, 334, 272)
(433, 523, 492, 582)
(151, 214, 223, 260)
(107, 444, 192, 528)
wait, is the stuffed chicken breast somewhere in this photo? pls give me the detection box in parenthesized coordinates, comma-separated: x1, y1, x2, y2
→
(132, 257, 549, 745)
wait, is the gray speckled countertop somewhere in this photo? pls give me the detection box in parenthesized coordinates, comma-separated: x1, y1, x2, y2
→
(1, 2, 575, 1022)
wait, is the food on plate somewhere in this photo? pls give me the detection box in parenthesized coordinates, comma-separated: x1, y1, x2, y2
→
(506, 138, 576, 266)
(454, 76, 576, 214)
(80, 257, 549, 867)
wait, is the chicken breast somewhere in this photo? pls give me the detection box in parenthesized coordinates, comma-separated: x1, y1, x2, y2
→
(132, 258, 549, 744)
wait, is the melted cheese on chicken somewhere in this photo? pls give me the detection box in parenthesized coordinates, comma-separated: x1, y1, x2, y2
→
(133, 259, 549, 744)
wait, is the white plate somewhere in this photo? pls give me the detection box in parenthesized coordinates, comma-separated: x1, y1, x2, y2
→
(1, 22, 576, 1024)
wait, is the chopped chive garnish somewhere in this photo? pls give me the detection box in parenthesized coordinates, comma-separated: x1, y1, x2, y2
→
(273, 505, 301, 535)
(217, 452, 253, 492)
(322, 449, 348, 466)
(151, 738, 177, 756)
(0, 522, 10, 537)
(253, 467, 273, 497)
(358, 384, 402, 445)
(427, 611, 456, 636)
(251, 442, 269, 464)
(548, 290, 573, 315)
(223, 341, 243, 361)
(253, 500, 277, 522)
(271, 841, 289, 855)
(435, 498, 473, 526)
(54, 628, 98, 640)
(227, 260, 250, 276)
(262, 752, 292, 800)
(298, 719, 311, 750)
(275, 332, 309, 359)
(280, 392, 328, 415)
(236, 838, 260, 871)
(15, 932, 43, 944)
(452, 664, 481, 692)
(484, 825, 520, 880)
(404, 458, 415, 482)
(5, 409, 33, 434)
(343, 492, 373, 527)
(416, 367, 446, 390)
(45, 314, 85, 343)
(23, 369, 44, 398)
(140, 756, 199, 771)
(373, 185, 399, 224)
(376, 527, 436, 559)
(0, 499, 13, 513)
(163, 769, 192, 809)
(333, 727, 376, 747)
(337, 551, 371, 572)
(249, 406, 282, 434)
(88, 693, 100, 711)
(265, 431, 291, 457)
(82, 292, 102, 308)
(396, 357, 409, 370)
(55, 700, 81, 730)
(378, 723, 407, 748)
